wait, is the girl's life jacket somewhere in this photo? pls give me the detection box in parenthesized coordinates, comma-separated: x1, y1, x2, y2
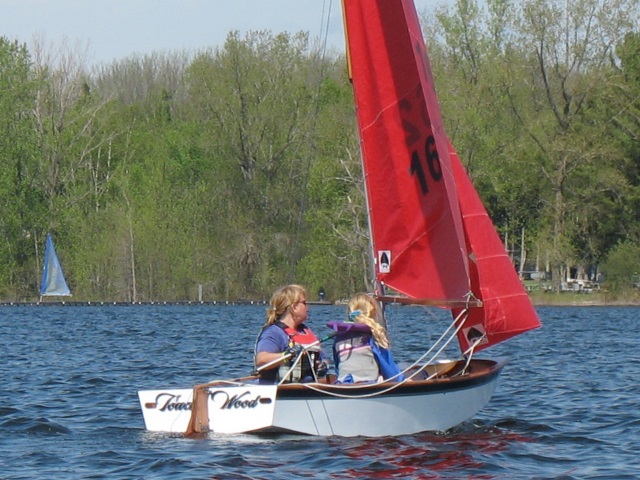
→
(331, 323, 379, 383)
(328, 321, 405, 383)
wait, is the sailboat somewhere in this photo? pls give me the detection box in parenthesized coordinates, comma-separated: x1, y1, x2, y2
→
(40, 233, 72, 302)
(137, 0, 541, 437)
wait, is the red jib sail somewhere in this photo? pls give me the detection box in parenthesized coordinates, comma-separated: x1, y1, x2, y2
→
(450, 147, 541, 351)
(343, 0, 470, 301)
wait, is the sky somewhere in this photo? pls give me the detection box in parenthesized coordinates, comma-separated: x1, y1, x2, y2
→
(1, 0, 446, 67)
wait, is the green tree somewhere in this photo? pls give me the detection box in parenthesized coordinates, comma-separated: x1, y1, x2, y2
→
(510, 0, 637, 288)
(428, 0, 545, 268)
(600, 241, 640, 292)
(297, 67, 371, 299)
(185, 31, 326, 297)
(0, 37, 42, 299)
(431, 0, 639, 289)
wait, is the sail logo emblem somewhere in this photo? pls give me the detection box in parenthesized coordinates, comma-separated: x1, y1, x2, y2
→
(378, 250, 391, 273)
(463, 324, 488, 347)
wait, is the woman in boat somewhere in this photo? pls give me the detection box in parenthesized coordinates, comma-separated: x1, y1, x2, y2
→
(331, 293, 404, 383)
(254, 284, 329, 384)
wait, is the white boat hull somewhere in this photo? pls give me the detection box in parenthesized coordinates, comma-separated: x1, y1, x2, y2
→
(138, 358, 506, 437)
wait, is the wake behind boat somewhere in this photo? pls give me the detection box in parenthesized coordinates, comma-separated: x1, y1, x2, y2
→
(138, 0, 540, 437)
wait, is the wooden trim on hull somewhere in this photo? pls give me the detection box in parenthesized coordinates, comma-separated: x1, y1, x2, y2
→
(274, 358, 507, 399)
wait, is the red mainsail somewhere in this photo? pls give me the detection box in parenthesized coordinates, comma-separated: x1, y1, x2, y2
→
(343, 0, 541, 350)
(343, 0, 470, 301)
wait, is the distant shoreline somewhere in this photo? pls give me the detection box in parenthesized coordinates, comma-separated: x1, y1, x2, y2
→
(1, 297, 639, 307)
(0, 299, 333, 307)
(531, 300, 640, 307)
(529, 292, 640, 307)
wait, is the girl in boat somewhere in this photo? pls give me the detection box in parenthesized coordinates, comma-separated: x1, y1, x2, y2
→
(254, 284, 329, 383)
(330, 293, 404, 383)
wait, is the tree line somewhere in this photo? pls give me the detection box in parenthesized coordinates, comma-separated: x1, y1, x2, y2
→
(0, 0, 638, 303)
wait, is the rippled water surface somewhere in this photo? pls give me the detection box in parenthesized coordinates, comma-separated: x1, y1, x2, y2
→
(1, 304, 639, 479)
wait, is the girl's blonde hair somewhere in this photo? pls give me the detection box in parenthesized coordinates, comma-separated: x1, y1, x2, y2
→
(347, 293, 389, 348)
(265, 284, 307, 326)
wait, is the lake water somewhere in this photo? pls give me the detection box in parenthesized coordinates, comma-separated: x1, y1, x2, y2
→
(1, 304, 638, 479)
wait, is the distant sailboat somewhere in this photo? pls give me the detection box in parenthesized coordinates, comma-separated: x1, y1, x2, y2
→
(40, 233, 71, 301)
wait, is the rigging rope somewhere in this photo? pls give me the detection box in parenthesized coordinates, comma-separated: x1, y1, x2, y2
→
(299, 309, 472, 399)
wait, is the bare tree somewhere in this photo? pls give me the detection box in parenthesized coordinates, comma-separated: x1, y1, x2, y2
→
(30, 35, 117, 217)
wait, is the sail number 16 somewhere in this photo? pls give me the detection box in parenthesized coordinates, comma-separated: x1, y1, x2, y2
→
(409, 134, 442, 195)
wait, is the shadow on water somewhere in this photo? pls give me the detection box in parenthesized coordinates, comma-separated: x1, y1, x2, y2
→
(129, 419, 542, 479)
(323, 420, 538, 479)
